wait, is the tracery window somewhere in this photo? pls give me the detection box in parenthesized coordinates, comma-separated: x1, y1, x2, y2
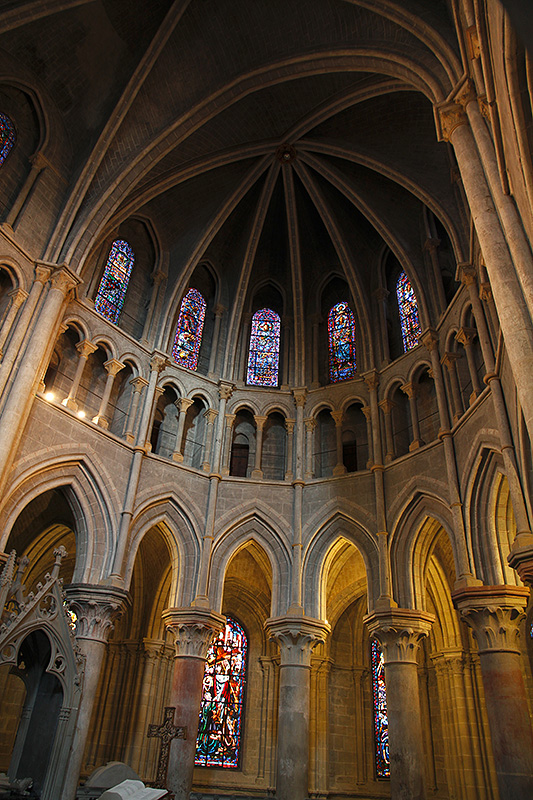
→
(371, 639, 390, 779)
(172, 288, 206, 370)
(195, 617, 248, 768)
(246, 308, 280, 387)
(328, 301, 356, 382)
(396, 272, 421, 352)
(94, 239, 134, 324)
(0, 113, 15, 166)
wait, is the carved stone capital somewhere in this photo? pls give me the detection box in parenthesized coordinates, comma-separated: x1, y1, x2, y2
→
(204, 408, 218, 425)
(457, 262, 477, 286)
(441, 351, 460, 370)
(363, 370, 379, 392)
(265, 615, 330, 667)
(9, 288, 28, 308)
(218, 381, 234, 401)
(162, 607, 225, 660)
(421, 328, 440, 353)
(379, 399, 395, 415)
(50, 265, 81, 297)
(401, 382, 416, 399)
(304, 417, 317, 433)
(150, 352, 168, 373)
(453, 78, 477, 108)
(104, 358, 125, 377)
(330, 410, 343, 426)
(76, 339, 97, 359)
(455, 327, 476, 347)
(130, 376, 149, 393)
(435, 102, 469, 142)
(254, 414, 268, 430)
(178, 397, 194, 413)
(285, 418, 296, 434)
(508, 535, 533, 586)
(292, 388, 307, 408)
(364, 608, 434, 664)
(66, 584, 131, 644)
(224, 413, 236, 428)
(452, 586, 529, 654)
(34, 264, 53, 284)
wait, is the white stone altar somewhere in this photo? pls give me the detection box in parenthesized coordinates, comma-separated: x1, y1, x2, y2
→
(99, 779, 168, 799)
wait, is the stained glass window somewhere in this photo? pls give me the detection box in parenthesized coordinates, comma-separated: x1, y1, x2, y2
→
(0, 113, 15, 166)
(172, 288, 206, 370)
(396, 272, 421, 352)
(246, 308, 280, 387)
(328, 301, 356, 382)
(371, 639, 390, 779)
(195, 617, 248, 768)
(94, 239, 134, 324)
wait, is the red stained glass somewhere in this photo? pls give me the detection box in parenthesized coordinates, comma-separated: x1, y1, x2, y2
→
(94, 239, 134, 324)
(0, 113, 15, 166)
(172, 288, 206, 371)
(195, 618, 247, 768)
(246, 308, 280, 387)
(371, 639, 390, 778)
(396, 272, 421, 352)
(328, 301, 356, 382)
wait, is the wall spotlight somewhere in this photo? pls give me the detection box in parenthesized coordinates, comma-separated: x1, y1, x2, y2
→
(77, 410, 86, 419)
(44, 391, 55, 402)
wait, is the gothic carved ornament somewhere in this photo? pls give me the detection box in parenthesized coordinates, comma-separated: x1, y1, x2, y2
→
(162, 607, 225, 659)
(452, 586, 529, 654)
(65, 584, 130, 644)
(265, 614, 330, 667)
(364, 608, 434, 664)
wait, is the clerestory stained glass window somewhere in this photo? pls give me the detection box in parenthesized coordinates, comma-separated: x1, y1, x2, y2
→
(371, 639, 390, 779)
(195, 617, 248, 768)
(94, 239, 134, 324)
(172, 288, 206, 371)
(396, 272, 421, 352)
(328, 301, 356, 382)
(0, 113, 15, 166)
(246, 308, 280, 387)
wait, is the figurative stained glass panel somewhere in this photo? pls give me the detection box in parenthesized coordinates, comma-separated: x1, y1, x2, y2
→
(246, 308, 280, 387)
(396, 272, 421, 352)
(0, 113, 15, 166)
(328, 301, 356, 382)
(371, 639, 390, 779)
(195, 617, 248, 768)
(172, 288, 206, 370)
(94, 239, 134, 324)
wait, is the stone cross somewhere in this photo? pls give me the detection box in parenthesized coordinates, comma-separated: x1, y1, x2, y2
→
(147, 707, 187, 788)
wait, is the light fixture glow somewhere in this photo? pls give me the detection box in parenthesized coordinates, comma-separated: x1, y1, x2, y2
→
(77, 410, 86, 419)
(44, 391, 55, 402)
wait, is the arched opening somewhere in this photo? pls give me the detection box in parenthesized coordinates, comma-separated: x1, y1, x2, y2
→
(43, 325, 82, 398)
(230, 410, 256, 478)
(314, 409, 336, 477)
(261, 412, 286, 480)
(183, 397, 207, 469)
(390, 385, 411, 459)
(151, 385, 179, 457)
(416, 370, 439, 445)
(342, 403, 368, 472)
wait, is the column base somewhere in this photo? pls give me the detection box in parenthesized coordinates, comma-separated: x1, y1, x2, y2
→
(333, 464, 346, 476)
(409, 439, 423, 451)
(251, 468, 263, 479)
(172, 452, 184, 463)
(63, 397, 78, 411)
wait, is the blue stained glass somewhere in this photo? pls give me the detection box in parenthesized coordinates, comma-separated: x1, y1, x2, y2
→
(396, 272, 421, 352)
(195, 617, 248, 768)
(0, 113, 15, 166)
(172, 288, 206, 370)
(94, 239, 134, 324)
(246, 308, 280, 387)
(328, 301, 356, 382)
(371, 639, 390, 779)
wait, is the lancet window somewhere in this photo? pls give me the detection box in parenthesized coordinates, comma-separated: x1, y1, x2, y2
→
(371, 639, 390, 778)
(246, 308, 280, 387)
(0, 113, 15, 166)
(396, 272, 421, 352)
(94, 239, 134, 324)
(328, 301, 356, 382)
(172, 288, 207, 370)
(195, 617, 248, 768)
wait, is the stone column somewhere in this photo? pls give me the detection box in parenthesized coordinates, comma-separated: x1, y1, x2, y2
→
(282, 317, 291, 388)
(162, 607, 225, 800)
(236, 312, 252, 382)
(452, 586, 533, 800)
(455, 327, 482, 401)
(310, 315, 321, 388)
(265, 615, 330, 800)
(63, 585, 130, 800)
(364, 608, 434, 800)
(211, 382, 233, 475)
(171, 397, 194, 462)
(441, 352, 463, 422)
(331, 410, 346, 476)
(379, 399, 395, 463)
(424, 237, 447, 312)
(124, 377, 148, 443)
(363, 370, 383, 465)
(0, 266, 79, 490)
(220, 413, 236, 475)
(251, 414, 267, 478)
(208, 304, 224, 378)
(0, 287, 27, 358)
(92, 359, 125, 428)
(141, 270, 165, 346)
(401, 383, 423, 450)
(436, 100, 533, 442)
(285, 418, 295, 480)
(5, 152, 47, 228)
(362, 404, 373, 467)
(201, 409, 218, 471)
(62, 340, 97, 411)
(293, 389, 307, 481)
(373, 287, 390, 364)
(304, 417, 316, 479)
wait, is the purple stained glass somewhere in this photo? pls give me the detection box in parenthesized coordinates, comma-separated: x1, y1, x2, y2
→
(0, 113, 15, 166)
(397, 272, 421, 352)
(328, 301, 356, 382)
(195, 617, 248, 768)
(172, 288, 206, 370)
(94, 239, 134, 324)
(371, 639, 390, 779)
(246, 308, 280, 387)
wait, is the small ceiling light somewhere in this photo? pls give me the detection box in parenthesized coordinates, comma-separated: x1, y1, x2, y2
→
(77, 410, 86, 419)
(44, 391, 55, 402)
